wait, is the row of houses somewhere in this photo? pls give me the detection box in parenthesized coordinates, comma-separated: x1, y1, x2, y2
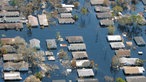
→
(58, 4, 75, 24)
(66, 36, 98, 82)
(0, 38, 29, 81)
(90, 0, 114, 26)
(107, 34, 146, 82)
(0, 10, 24, 30)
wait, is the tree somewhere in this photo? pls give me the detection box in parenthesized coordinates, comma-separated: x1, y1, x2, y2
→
(104, 76, 114, 82)
(24, 75, 41, 82)
(73, 1, 80, 8)
(103, 0, 110, 6)
(35, 72, 43, 80)
(73, 14, 79, 21)
(108, 25, 115, 35)
(58, 49, 67, 59)
(135, 59, 144, 66)
(56, 32, 61, 40)
(71, 59, 76, 68)
(113, 6, 123, 15)
(81, 7, 88, 15)
(111, 55, 120, 69)
(116, 77, 126, 82)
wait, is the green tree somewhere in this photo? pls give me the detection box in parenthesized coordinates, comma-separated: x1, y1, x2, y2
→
(73, 1, 80, 8)
(108, 25, 115, 35)
(73, 14, 79, 21)
(113, 6, 123, 15)
(35, 72, 43, 80)
(116, 77, 126, 82)
(81, 7, 88, 15)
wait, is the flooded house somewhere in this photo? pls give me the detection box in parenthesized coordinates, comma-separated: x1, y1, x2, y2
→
(3, 61, 29, 71)
(119, 58, 139, 66)
(3, 54, 23, 62)
(52, 80, 66, 82)
(76, 60, 91, 68)
(0, 11, 19, 17)
(61, 4, 74, 8)
(110, 42, 125, 49)
(46, 39, 57, 49)
(1, 38, 15, 45)
(96, 12, 112, 19)
(72, 51, 88, 60)
(48, 56, 55, 61)
(115, 49, 131, 57)
(0, 23, 23, 30)
(28, 15, 39, 27)
(134, 36, 146, 46)
(126, 76, 146, 82)
(60, 13, 73, 18)
(29, 38, 40, 49)
(68, 43, 86, 51)
(100, 19, 114, 26)
(1, 45, 16, 53)
(0, 17, 22, 23)
(66, 36, 84, 43)
(123, 66, 145, 75)
(107, 35, 122, 42)
(38, 14, 48, 26)
(77, 78, 98, 82)
(90, 0, 104, 5)
(57, 8, 73, 13)
(4, 72, 22, 80)
(45, 51, 54, 56)
(77, 69, 94, 77)
(58, 18, 75, 24)
(95, 6, 110, 12)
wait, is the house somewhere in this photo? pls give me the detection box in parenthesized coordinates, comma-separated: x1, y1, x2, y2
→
(110, 42, 125, 49)
(28, 15, 39, 27)
(4, 72, 22, 80)
(96, 12, 112, 19)
(68, 43, 86, 51)
(76, 60, 91, 68)
(0, 23, 23, 30)
(38, 14, 48, 26)
(57, 8, 73, 13)
(46, 39, 57, 49)
(142, 0, 146, 5)
(77, 78, 98, 82)
(134, 36, 146, 46)
(48, 56, 55, 61)
(107, 35, 122, 42)
(58, 18, 75, 24)
(115, 49, 131, 57)
(0, 17, 22, 23)
(45, 51, 53, 56)
(100, 19, 114, 26)
(66, 36, 84, 43)
(52, 80, 66, 82)
(90, 0, 104, 5)
(29, 38, 40, 49)
(60, 13, 73, 18)
(123, 66, 145, 75)
(1, 38, 15, 45)
(3, 54, 23, 61)
(72, 51, 88, 60)
(77, 69, 94, 77)
(126, 76, 146, 82)
(61, 4, 74, 8)
(0, 11, 19, 17)
(3, 61, 29, 71)
(119, 58, 139, 66)
(95, 6, 110, 12)
(1, 45, 16, 53)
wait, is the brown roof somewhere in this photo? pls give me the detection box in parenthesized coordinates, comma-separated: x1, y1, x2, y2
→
(1, 38, 15, 45)
(115, 49, 130, 57)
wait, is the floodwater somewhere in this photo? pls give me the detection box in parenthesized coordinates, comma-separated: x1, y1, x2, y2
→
(1, 0, 146, 82)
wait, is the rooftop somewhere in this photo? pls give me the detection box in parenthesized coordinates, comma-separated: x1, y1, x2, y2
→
(100, 19, 114, 26)
(4, 72, 22, 80)
(107, 35, 122, 42)
(60, 13, 73, 18)
(28, 15, 39, 26)
(46, 39, 57, 49)
(38, 14, 48, 26)
(119, 58, 138, 66)
(72, 51, 88, 60)
(77, 69, 94, 77)
(68, 43, 86, 51)
(110, 42, 125, 49)
(134, 36, 146, 46)
(66, 36, 84, 43)
(77, 78, 98, 82)
(126, 76, 146, 82)
(58, 18, 75, 24)
(96, 12, 112, 18)
(95, 6, 110, 12)
(90, 0, 104, 5)
(115, 49, 131, 57)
